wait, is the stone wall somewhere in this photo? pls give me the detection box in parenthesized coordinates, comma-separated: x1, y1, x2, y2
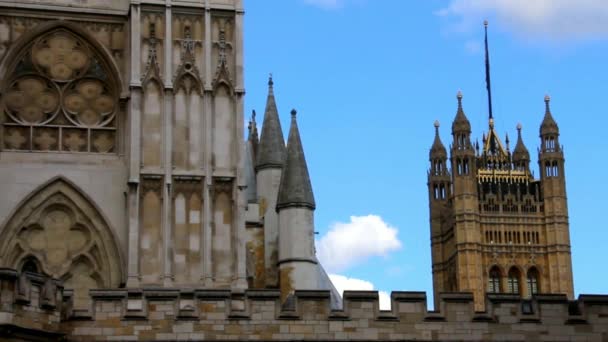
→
(1, 269, 607, 341)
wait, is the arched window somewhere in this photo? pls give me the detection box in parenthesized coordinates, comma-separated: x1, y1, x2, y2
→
(507, 267, 521, 294)
(488, 266, 501, 293)
(527, 267, 540, 297)
(2, 28, 119, 153)
(21, 257, 40, 274)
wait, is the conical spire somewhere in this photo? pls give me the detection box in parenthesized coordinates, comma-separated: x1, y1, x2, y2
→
(256, 75, 286, 171)
(430, 120, 447, 158)
(276, 109, 315, 210)
(540, 94, 559, 136)
(452, 90, 471, 133)
(512, 123, 530, 162)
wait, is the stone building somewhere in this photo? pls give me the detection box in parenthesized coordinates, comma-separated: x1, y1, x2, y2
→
(0, 1, 606, 341)
(427, 92, 574, 311)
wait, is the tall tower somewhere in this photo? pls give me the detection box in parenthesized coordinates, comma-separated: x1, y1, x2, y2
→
(428, 93, 574, 310)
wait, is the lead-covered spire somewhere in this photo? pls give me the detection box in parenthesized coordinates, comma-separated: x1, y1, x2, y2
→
(276, 109, 315, 210)
(256, 75, 287, 171)
(451, 90, 471, 134)
(512, 123, 530, 165)
(540, 94, 559, 136)
(430, 120, 447, 159)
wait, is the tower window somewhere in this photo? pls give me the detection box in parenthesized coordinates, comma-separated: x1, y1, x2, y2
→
(527, 267, 540, 297)
(508, 267, 521, 294)
(488, 266, 501, 293)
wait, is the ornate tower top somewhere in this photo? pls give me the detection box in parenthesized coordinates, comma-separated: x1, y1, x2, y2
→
(276, 109, 316, 210)
(451, 91, 471, 134)
(540, 94, 559, 136)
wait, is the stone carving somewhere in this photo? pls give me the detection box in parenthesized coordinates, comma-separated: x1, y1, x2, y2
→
(1, 29, 118, 153)
(32, 31, 90, 81)
(4, 76, 59, 124)
(63, 78, 115, 126)
(212, 18, 233, 89)
(142, 21, 162, 83)
(0, 178, 123, 308)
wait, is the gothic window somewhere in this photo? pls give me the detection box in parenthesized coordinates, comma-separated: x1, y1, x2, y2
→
(507, 267, 521, 294)
(488, 266, 501, 293)
(2, 29, 118, 153)
(21, 257, 40, 274)
(0, 178, 123, 309)
(527, 267, 540, 297)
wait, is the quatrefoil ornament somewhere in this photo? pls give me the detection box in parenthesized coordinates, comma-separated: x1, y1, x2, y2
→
(32, 32, 90, 82)
(4, 76, 59, 124)
(63, 78, 115, 127)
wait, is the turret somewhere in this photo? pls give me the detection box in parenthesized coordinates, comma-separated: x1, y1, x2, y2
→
(276, 109, 317, 301)
(537, 95, 573, 297)
(512, 123, 530, 171)
(450, 91, 476, 179)
(255, 75, 287, 287)
(428, 120, 450, 202)
(538, 95, 564, 180)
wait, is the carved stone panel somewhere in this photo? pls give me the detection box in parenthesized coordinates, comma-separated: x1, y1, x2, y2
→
(1, 28, 119, 153)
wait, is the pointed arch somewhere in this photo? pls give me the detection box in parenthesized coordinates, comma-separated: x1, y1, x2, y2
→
(1, 22, 123, 154)
(0, 20, 122, 94)
(0, 176, 124, 296)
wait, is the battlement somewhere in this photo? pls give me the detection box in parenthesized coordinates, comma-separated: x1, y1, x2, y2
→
(1, 269, 607, 341)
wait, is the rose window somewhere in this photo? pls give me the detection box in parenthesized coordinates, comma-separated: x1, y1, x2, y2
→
(1, 29, 118, 153)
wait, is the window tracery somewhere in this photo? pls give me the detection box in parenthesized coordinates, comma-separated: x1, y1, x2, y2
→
(2, 29, 118, 153)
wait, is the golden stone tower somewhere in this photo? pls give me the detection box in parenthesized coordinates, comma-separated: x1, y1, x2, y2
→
(428, 92, 574, 310)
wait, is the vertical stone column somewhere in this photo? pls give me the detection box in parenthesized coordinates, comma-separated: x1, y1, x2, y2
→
(162, 1, 174, 287)
(127, 2, 142, 288)
(202, 2, 213, 286)
(232, 8, 247, 289)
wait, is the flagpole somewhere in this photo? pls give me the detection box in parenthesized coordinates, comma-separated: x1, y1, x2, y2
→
(484, 20, 493, 121)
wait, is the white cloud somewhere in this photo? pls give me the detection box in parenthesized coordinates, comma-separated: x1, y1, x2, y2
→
(316, 215, 402, 272)
(303, 0, 343, 10)
(329, 274, 391, 310)
(438, 0, 608, 41)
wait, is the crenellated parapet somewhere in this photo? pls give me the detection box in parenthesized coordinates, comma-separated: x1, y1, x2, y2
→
(1, 269, 607, 341)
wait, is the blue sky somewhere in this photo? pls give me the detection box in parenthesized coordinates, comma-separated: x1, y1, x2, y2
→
(243, 0, 608, 308)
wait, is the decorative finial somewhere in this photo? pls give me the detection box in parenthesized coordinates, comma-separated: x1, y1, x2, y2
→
(434, 120, 440, 128)
(489, 118, 494, 129)
(516, 122, 522, 131)
(544, 94, 551, 103)
(484, 20, 488, 27)
(268, 73, 274, 87)
(291, 109, 297, 118)
(252, 109, 257, 122)
(544, 94, 551, 113)
(505, 133, 510, 148)
(456, 90, 463, 109)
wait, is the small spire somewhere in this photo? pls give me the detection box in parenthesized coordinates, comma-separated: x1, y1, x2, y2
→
(513, 123, 530, 162)
(276, 108, 315, 210)
(452, 90, 471, 133)
(256, 76, 286, 171)
(540, 94, 559, 136)
(505, 133, 510, 151)
(430, 120, 447, 158)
